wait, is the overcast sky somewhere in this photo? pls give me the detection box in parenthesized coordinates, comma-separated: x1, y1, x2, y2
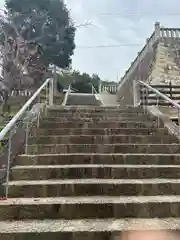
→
(1, 0, 180, 81)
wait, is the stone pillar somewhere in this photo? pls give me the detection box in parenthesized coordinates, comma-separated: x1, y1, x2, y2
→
(53, 65, 57, 95)
(144, 38, 150, 56)
(137, 52, 141, 81)
(171, 30, 174, 38)
(175, 30, 179, 38)
(154, 22, 161, 41)
(98, 83, 102, 93)
(161, 29, 165, 38)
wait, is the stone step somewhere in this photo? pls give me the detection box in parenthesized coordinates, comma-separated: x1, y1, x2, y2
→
(1, 196, 180, 220)
(48, 106, 144, 113)
(16, 153, 180, 166)
(43, 115, 156, 121)
(29, 135, 179, 145)
(10, 164, 180, 181)
(37, 128, 167, 136)
(46, 112, 148, 118)
(26, 143, 180, 154)
(0, 218, 179, 239)
(6, 179, 180, 197)
(40, 121, 157, 129)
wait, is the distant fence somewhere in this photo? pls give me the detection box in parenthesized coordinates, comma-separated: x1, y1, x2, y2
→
(99, 85, 117, 94)
(0, 90, 34, 106)
(10, 90, 34, 97)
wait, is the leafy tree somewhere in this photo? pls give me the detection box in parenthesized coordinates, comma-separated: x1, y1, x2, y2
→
(57, 70, 105, 93)
(0, 0, 75, 114)
(5, 0, 76, 70)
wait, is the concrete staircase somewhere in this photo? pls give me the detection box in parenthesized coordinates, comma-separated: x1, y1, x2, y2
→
(1, 106, 180, 239)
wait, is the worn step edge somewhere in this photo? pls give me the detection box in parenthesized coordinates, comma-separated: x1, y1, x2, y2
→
(37, 128, 166, 134)
(47, 110, 145, 113)
(19, 153, 180, 157)
(2, 196, 180, 205)
(11, 164, 180, 170)
(26, 143, 180, 147)
(28, 134, 174, 138)
(38, 128, 163, 131)
(40, 121, 155, 124)
(47, 106, 140, 110)
(28, 135, 179, 144)
(0, 218, 180, 233)
(46, 112, 145, 114)
(43, 116, 155, 121)
(40, 123, 156, 127)
(6, 178, 180, 186)
(26, 144, 180, 154)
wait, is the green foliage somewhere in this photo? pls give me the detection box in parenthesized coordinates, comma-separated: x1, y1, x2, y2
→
(5, 0, 76, 69)
(57, 70, 115, 93)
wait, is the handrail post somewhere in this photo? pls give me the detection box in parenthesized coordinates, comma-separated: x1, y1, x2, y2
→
(178, 109, 180, 135)
(133, 79, 138, 107)
(25, 118, 30, 155)
(169, 81, 172, 98)
(145, 87, 149, 113)
(49, 78, 54, 106)
(99, 82, 102, 94)
(142, 87, 145, 113)
(45, 84, 49, 116)
(5, 128, 13, 199)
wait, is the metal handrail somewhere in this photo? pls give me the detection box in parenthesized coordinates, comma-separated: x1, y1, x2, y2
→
(91, 84, 105, 106)
(71, 88, 78, 92)
(139, 80, 180, 110)
(62, 84, 72, 106)
(0, 77, 54, 198)
(91, 84, 98, 94)
(0, 78, 53, 141)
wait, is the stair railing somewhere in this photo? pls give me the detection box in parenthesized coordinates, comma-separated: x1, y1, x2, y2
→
(91, 84, 105, 106)
(61, 84, 80, 105)
(133, 79, 180, 129)
(62, 84, 71, 106)
(0, 78, 54, 199)
(91, 84, 98, 95)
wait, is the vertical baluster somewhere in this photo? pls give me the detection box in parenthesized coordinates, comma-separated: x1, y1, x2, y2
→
(45, 84, 48, 116)
(156, 96, 160, 127)
(25, 118, 29, 155)
(145, 87, 149, 113)
(133, 80, 137, 107)
(169, 81, 172, 99)
(156, 96, 159, 107)
(178, 109, 180, 135)
(98, 82, 102, 94)
(5, 129, 13, 199)
(37, 111, 40, 129)
(49, 78, 54, 106)
(142, 87, 145, 113)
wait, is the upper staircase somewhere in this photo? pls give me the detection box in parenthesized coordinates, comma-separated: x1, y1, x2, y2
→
(117, 22, 180, 109)
(66, 94, 101, 106)
(1, 105, 180, 239)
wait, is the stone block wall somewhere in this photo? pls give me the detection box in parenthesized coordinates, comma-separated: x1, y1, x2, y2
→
(116, 41, 158, 106)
